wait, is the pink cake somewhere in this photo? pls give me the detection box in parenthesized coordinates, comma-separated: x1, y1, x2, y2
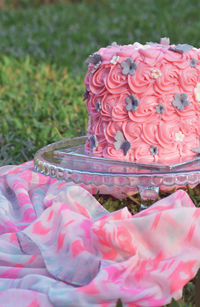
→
(84, 38, 200, 165)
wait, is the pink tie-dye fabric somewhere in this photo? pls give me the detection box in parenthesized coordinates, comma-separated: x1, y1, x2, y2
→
(0, 161, 200, 306)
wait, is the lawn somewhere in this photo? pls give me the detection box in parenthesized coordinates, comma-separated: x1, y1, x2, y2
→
(0, 0, 200, 305)
(1, 0, 200, 165)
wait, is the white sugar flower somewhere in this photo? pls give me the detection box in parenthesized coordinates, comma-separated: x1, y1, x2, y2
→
(132, 42, 150, 50)
(194, 83, 200, 101)
(160, 37, 170, 45)
(132, 42, 144, 50)
(151, 68, 162, 79)
(110, 55, 120, 65)
(175, 131, 184, 142)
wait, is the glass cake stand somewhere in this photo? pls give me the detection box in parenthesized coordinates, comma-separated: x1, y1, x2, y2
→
(34, 136, 200, 207)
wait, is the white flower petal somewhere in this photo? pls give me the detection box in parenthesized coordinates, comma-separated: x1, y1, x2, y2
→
(194, 83, 200, 101)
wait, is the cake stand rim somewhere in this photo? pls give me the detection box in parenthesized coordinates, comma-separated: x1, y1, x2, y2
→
(33, 136, 200, 188)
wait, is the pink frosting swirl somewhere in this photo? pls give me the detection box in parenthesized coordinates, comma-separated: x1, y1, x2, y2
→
(128, 62, 156, 96)
(86, 95, 103, 115)
(104, 121, 123, 144)
(127, 95, 159, 123)
(163, 48, 196, 69)
(134, 142, 158, 163)
(105, 64, 128, 94)
(111, 93, 130, 122)
(99, 94, 115, 120)
(122, 121, 142, 144)
(89, 65, 110, 95)
(103, 146, 129, 161)
(154, 63, 180, 95)
(138, 47, 164, 66)
(92, 116, 106, 141)
(179, 66, 199, 92)
(163, 50, 186, 67)
(84, 69, 92, 91)
(116, 45, 138, 59)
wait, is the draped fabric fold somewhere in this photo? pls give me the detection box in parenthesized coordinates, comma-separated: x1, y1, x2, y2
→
(0, 161, 199, 306)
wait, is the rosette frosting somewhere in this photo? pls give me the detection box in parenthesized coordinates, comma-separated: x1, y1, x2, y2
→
(84, 40, 200, 164)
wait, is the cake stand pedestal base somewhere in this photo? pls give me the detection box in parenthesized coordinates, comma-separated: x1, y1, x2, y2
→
(138, 186, 160, 209)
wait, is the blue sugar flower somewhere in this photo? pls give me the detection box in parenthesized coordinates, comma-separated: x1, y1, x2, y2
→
(190, 57, 198, 67)
(120, 141, 131, 156)
(156, 104, 165, 114)
(86, 53, 102, 74)
(96, 101, 101, 112)
(192, 147, 200, 154)
(192, 148, 200, 153)
(126, 94, 140, 112)
(192, 139, 200, 154)
(90, 135, 98, 150)
(86, 53, 102, 65)
(121, 58, 137, 75)
(150, 145, 158, 155)
(83, 90, 89, 101)
(172, 93, 190, 111)
(169, 44, 193, 54)
(114, 131, 131, 156)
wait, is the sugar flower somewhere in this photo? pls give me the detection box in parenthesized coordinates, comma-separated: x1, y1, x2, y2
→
(192, 139, 200, 153)
(150, 145, 158, 155)
(175, 131, 184, 142)
(83, 90, 89, 101)
(96, 100, 101, 112)
(133, 42, 150, 50)
(160, 37, 170, 45)
(156, 104, 165, 114)
(194, 83, 200, 101)
(126, 94, 140, 112)
(86, 53, 102, 74)
(192, 147, 200, 154)
(169, 44, 193, 54)
(172, 93, 190, 111)
(110, 55, 120, 65)
(121, 58, 137, 75)
(151, 68, 162, 79)
(86, 53, 102, 65)
(190, 57, 198, 67)
(90, 135, 98, 150)
(114, 131, 131, 156)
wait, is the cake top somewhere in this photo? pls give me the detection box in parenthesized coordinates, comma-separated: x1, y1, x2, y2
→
(85, 38, 198, 70)
(85, 38, 200, 100)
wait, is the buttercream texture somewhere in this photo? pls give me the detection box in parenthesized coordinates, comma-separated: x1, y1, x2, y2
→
(84, 42, 200, 164)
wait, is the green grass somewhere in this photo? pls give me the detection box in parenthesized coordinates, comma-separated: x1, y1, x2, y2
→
(0, 56, 87, 164)
(1, 0, 200, 164)
(1, 1, 200, 304)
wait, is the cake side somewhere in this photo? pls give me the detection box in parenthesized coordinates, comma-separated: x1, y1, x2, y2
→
(84, 40, 200, 164)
